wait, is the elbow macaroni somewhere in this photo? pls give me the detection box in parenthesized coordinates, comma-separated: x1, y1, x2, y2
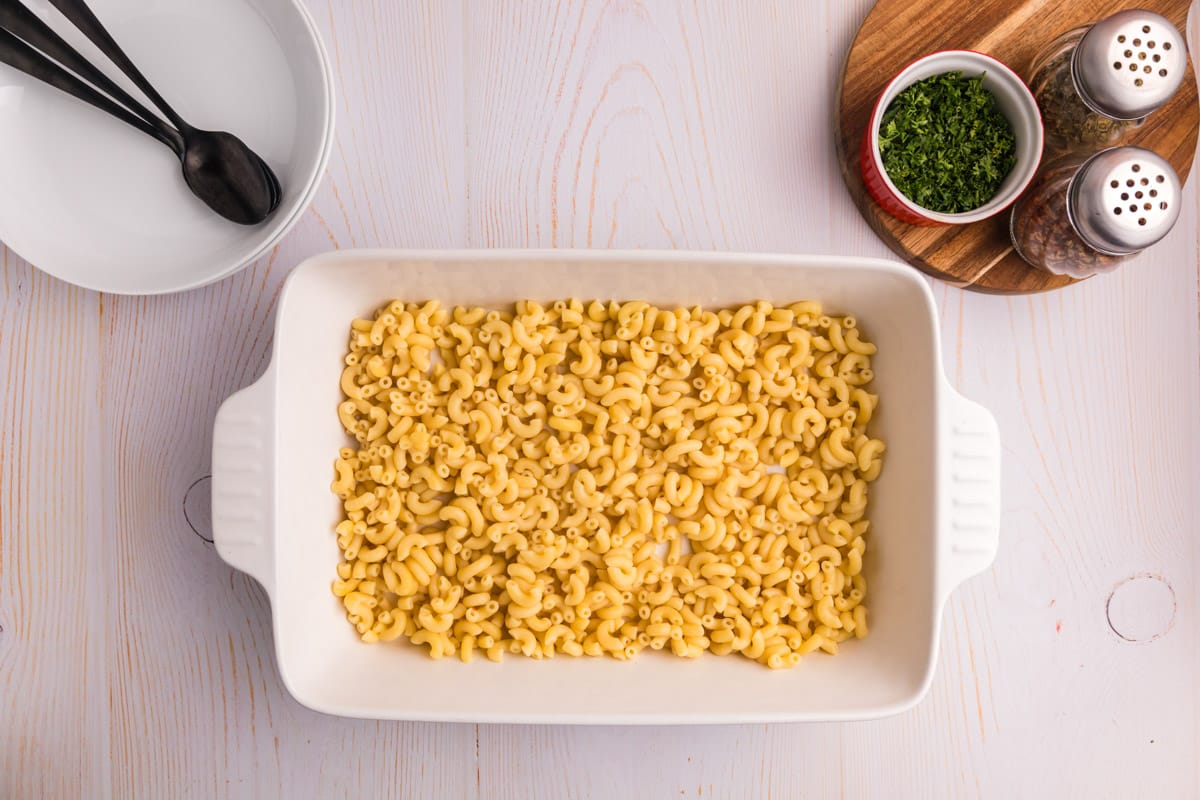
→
(331, 299, 884, 669)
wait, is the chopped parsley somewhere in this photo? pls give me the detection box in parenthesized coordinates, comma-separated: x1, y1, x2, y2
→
(878, 71, 1017, 214)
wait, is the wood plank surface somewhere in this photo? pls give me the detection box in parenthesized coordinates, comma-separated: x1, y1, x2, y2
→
(1, 1, 1197, 798)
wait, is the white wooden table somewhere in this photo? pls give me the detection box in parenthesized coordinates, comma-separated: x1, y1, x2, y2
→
(2, 2, 1197, 798)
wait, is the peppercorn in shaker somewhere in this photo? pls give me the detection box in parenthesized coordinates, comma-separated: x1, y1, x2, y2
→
(1011, 146, 1181, 278)
(1028, 10, 1187, 153)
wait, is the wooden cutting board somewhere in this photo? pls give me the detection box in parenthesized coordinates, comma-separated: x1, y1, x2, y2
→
(835, 0, 1199, 293)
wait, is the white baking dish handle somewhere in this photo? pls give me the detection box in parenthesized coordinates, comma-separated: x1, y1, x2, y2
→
(938, 384, 1002, 603)
(212, 368, 275, 597)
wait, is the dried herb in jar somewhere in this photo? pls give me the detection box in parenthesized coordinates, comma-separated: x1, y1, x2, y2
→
(1029, 13, 1186, 155)
(1011, 158, 1120, 277)
(1031, 48, 1138, 150)
(1012, 147, 1182, 278)
(877, 71, 1017, 214)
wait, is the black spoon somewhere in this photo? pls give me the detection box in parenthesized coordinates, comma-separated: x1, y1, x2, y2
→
(0, 0, 279, 224)
(0, 27, 279, 224)
(46, 0, 280, 225)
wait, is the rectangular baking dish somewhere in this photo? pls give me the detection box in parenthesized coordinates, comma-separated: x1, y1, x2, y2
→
(212, 249, 1001, 724)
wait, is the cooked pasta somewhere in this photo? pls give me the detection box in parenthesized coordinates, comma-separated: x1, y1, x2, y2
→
(330, 299, 884, 668)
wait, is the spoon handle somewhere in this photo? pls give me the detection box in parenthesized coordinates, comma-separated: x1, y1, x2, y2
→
(44, 0, 188, 131)
(0, 25, 173, 148)
(0, 0, 183, 154)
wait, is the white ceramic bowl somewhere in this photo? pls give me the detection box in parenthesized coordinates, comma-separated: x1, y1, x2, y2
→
(861, 50, 1044, 226)
(213, 249, 1002, 724)
(0, 0, 334, 294)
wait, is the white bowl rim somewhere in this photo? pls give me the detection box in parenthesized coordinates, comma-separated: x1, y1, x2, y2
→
(867, 49, 1045, 225)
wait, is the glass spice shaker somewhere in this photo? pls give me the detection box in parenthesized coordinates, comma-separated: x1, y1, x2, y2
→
(1028, 9, 1187, 153)
(1010, 146, 1181, 279)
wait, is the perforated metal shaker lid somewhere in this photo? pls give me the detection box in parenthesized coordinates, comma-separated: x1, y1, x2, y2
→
(1072, 9, 1186, 120)
(1068, 146, 1181, 255)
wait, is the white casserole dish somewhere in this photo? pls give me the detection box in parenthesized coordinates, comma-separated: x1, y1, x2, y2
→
(213, 249, 1001, 724)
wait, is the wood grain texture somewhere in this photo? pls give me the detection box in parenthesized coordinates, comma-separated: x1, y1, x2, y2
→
(835, 0, 1200, 293)
(0, 257, 107, 799)
(1, 1, 1197, 798)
